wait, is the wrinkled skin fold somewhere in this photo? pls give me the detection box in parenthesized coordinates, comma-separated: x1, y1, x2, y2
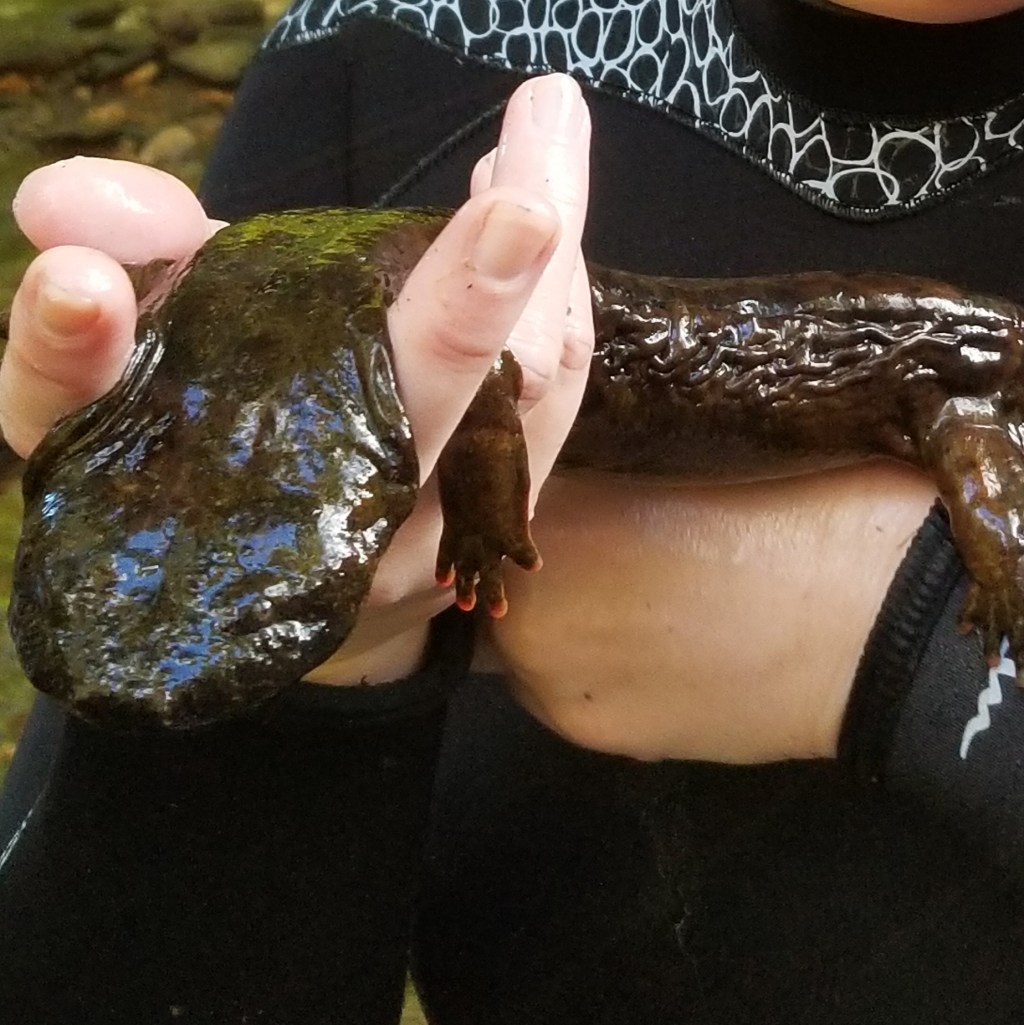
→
(8, 207, 1024, 728)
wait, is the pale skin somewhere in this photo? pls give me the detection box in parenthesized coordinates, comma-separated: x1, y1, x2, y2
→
(0, 0, 999, 763)
(818, 0, 1023, 20)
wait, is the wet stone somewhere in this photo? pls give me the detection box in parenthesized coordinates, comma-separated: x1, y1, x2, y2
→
(146, 0, 264, 39)
(67, 1, 127, 30)
(139, 122, 198, 166)
(167, 35, 260, 85)
(207, 0, 266, 27)
(0, 73, 33, 99)
(192, 87, 235, 110)
(38, 109, 127, 144)
(81, 99, 130, 133)
(120, 59, 161, 90)
(75, 27, 161, 83)
(0, 24, 101, 74)
(147, 8, 203, 43)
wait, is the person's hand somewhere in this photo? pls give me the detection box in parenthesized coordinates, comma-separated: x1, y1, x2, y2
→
(484, 463, 937, 765)
(0, 73, 592, 687)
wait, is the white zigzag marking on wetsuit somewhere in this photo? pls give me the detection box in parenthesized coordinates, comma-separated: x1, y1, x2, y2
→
(960, 635, 1015, 760)
(265, 0, 1024, 218)
(0, 796, 39, 878)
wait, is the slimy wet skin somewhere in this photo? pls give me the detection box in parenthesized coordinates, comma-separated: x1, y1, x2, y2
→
(9, 207, 1024, 727)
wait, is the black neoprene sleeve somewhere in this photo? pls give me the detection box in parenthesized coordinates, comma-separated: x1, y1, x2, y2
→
(839, 504, 965, 782)
(844, 506, 1024, 858)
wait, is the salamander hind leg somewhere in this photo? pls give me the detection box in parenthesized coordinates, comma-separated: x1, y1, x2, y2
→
(923, 398, 1024, 679)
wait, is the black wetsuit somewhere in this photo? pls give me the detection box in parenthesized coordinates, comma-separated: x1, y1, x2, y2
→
(4, 1, 1024, 1022)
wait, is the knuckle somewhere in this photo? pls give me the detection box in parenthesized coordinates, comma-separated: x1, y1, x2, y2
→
(561, 316, 595, 372)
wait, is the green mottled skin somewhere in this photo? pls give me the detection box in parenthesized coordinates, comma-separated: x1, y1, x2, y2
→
(8, 207, 1024, 728)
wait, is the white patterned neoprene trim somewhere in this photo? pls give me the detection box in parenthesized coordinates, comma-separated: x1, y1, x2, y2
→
(265, 0, 1024, 220)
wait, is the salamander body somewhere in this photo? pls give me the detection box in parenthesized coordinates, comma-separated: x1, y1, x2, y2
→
(10, 208, 1024, 727)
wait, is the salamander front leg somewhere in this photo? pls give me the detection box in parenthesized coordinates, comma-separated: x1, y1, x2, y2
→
(923, 397, 1024, 677)
(434, 352, 541, 618)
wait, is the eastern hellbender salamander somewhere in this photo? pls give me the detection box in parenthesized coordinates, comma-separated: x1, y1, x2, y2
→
(8, 208, 1024, 727)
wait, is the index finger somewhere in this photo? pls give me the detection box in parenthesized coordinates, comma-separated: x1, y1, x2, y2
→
(387, 74, 590, 476)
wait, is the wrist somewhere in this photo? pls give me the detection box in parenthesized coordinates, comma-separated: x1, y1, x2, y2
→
(303, 623, 430, 686)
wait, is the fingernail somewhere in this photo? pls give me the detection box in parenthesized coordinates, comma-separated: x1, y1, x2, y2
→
(473, 200, 557, 281)
(530, 74, 584, 133)
(39, 280, 101, 341)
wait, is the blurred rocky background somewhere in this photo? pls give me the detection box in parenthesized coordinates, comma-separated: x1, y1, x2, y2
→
(0, 0, 283, 195)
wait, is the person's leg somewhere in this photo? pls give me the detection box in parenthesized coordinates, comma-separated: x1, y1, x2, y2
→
(416, 674, 1024, 1025)
(412, 675, 693, 1025)
(0, 682, 447, 1023)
